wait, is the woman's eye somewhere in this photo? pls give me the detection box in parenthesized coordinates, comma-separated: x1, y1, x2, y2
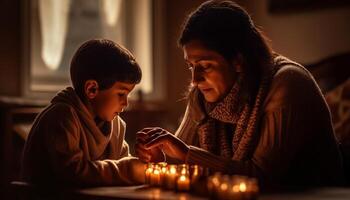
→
(201, 64, 212, 71)
(117, 93, 126, 97)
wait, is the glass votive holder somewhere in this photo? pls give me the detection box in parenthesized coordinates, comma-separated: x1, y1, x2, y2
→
(190, 165, 204, 184)
(150, 164, 161, 186)
(176, 164, 190, 192)
(176, 174, 190, 192)
(207, 172, 221, 198)
(158, 162, 167, 186)
(164, 164, 177, 190)
(145, 163, 154, 185)
(217, 175, 231, 200)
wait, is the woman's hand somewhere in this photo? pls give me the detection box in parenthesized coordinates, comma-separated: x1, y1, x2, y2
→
(136, 127, 189, 162)
(135, 128, 165, 162)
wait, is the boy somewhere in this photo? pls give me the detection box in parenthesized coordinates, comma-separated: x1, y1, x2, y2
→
(21, 39, 145, 186)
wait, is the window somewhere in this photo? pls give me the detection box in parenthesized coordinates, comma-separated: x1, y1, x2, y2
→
(23, 0, 164, 100)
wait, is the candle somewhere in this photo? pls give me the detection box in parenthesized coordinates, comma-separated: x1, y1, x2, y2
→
(207, 173, 221, 198)
(159, 162, 168, 186)
(145, 163, 154, 185)
(217, 175, 230, 200)
(150, 168, 161, 186)
(229, 176, 259, 200)
(150, 164, 161, 186)
(178, 164, 189, 175)
(165, 164, 177, 189)
(190, 165, 201, 184)
(177, 174, 190, 191)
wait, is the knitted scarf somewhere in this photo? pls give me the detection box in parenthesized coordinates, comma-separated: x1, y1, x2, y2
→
(197, 61, 277, 161)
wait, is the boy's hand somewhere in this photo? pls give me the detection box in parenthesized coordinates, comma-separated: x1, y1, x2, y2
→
(135, 128, 165, 162)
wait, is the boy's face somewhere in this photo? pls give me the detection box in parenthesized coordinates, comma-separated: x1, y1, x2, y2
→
(88, 81, 135, 122)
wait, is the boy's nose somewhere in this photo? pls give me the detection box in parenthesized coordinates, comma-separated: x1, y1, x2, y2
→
(123, 97, 128, 108)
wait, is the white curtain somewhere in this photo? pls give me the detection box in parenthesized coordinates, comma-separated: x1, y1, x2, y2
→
(39, 0, 70, 70)
(101, 0, 123, 27)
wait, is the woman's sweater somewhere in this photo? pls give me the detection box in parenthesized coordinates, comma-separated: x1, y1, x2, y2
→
(176, 56, 344, 187)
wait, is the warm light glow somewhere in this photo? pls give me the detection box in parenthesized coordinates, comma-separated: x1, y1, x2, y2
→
(153, 169, 160, 175)
(169, 167, 176, 174)
(38, 0, 70, 70)
(239, 182, 247, 192)
(179, 175, 186, 182)
(161, 167, 167, 173)
(220, 183, 228, 191)
(212, 177, 220, 186)
(232, 185, 240, 193)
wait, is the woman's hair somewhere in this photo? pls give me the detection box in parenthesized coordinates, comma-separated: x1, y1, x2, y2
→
(70, 39, 142, 96)
(179, 0, 273, 101)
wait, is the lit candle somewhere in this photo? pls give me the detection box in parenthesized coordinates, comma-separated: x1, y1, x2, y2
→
(159, 162, 168, 186)
(207, 173, 221, 198)
(165, 164, 177, 189)
(217, 175, 230, 200)
(145, 163, 154, 185)
(177, 174, 190, 191)
(190, 165, 201, 184)
(150, 164, 161, 186)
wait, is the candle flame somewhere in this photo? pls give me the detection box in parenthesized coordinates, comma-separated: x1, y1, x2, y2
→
(220, 183, 228, 191)
(239, 182, 247, 192)
(170, 167, 176, 174)
(179, 175, 186, 181)
(161, 167, 167, 173)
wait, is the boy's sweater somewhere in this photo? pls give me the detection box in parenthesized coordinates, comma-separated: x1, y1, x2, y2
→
(21, 87, 144, 186)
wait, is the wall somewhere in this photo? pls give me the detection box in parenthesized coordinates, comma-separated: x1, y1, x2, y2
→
(163, 0, 207, 129)
(0, 0, 21, 96)
(240, 0, 350, 64)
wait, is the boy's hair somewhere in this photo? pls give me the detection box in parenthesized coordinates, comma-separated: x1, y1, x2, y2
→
(70, 39, 142, 95)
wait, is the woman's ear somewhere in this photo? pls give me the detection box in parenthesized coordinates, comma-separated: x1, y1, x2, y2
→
(231, 53, 244, 73)
(84, 80, 99, 99)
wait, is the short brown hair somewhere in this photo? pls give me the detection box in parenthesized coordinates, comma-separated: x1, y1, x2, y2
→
(70, 39, 142, 95)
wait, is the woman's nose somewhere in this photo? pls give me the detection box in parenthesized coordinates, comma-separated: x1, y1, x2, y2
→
(191, 67, 203, 86)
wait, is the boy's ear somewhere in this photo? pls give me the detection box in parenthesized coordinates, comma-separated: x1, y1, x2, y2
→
(84, 80, 99, 99)
(231, 53, 244, 73)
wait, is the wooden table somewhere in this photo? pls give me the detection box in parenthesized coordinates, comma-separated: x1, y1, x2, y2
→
(9, 181, 350, 200)
(70, 185, 350, 200)
(72, 185, 206, 200)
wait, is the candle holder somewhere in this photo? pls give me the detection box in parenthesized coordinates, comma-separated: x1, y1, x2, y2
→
(158, 162, 168, 187)
(207, 174, 259, 200)
(164, 164, 177, 190)
(150, 163, 161, 186)
(176, 164, 190, 192)
(145, 163, 154, 185)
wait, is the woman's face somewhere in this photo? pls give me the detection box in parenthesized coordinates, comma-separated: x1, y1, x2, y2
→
(183, 40, 237, 103)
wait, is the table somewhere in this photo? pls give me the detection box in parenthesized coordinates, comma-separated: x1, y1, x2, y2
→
(71, 185, 350, 200)
(72, 185, 205, 200)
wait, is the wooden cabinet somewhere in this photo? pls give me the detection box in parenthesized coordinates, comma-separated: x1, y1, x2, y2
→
(0, 97, 47, 186)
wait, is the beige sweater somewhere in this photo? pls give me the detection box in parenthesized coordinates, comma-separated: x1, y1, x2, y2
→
(176, 56, 344, 187)
(21, 88, 145, 187)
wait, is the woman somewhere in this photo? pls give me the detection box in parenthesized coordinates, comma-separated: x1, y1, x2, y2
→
(136, 0, 344, 187)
